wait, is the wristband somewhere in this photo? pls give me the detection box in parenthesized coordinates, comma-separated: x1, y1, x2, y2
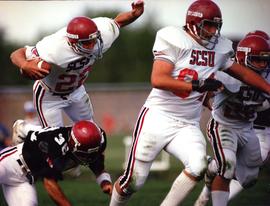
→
(191, 80, 200, 91)
(96, 172, 112, 186)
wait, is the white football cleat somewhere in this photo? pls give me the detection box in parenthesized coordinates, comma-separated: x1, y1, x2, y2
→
(12, 119, 27, 145)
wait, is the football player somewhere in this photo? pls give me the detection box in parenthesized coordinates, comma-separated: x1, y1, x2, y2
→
(195, 34, 270, 206)
(10, 1, 144, 205)
(109, 1, 270, 206)
(10, 0, 144, 129)
(228, 30, 270, 201)
(0, 120, 111, 206)
(195, 30, 270, 206)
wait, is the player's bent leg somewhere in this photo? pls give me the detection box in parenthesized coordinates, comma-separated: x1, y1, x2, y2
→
(211, 148, 236, 206)
(228, 132, 262, 202)
(2, 182, 37, 206)
(162, 131, 207, 205)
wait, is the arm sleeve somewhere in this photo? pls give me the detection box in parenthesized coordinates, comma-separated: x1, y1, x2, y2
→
(152, 28, 180, 64)
(92, 17, 120, 53)
(25, 46, 40, 60)
(219, 39, 235, 70)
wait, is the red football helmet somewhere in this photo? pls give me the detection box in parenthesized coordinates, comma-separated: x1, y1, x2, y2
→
(69, 120, 102, 164)
(246, 30, 269, 41)
(66, 16, 103, 58)
(236, 35, 270, 73)
(185, 0, 222, 50)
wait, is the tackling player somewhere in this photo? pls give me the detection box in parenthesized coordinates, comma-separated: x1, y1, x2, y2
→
(109, 1, 270, 206)
(10, 1, 144, 205)
(0, 120, 111, 206)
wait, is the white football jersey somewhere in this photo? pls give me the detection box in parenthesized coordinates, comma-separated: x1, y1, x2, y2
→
(144, 26, 234, 124)
(212, 71, 270, 128)
(25, 17, 119, 94)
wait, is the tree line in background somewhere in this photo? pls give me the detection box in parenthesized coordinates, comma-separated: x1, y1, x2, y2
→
(0, 10, 158, 86)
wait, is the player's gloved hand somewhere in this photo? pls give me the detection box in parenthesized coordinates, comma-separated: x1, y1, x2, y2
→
(192, 79, 223, 93)
(100, 180, 113, 196)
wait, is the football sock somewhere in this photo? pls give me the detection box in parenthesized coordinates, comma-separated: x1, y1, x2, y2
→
(109, 186, 130, 206)
(211, 190, 229, 206)
(160, 170, 197, 206)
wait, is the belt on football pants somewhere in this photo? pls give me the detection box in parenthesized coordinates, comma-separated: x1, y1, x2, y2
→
(16, 155, 34, 185)
(254, 125, 266, 130)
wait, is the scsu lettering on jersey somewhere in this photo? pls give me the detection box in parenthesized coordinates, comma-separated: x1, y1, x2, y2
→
(66, 57, 90, 72)
(189, 50, 215, 67)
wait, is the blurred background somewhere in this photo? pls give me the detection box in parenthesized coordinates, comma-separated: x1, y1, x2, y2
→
(1, 0, 270, 134)
(0, 0, 270, 205)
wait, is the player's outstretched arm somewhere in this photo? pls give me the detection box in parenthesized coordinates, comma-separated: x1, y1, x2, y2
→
(114, 0, 144, 28)
(228, 62, 270, 94)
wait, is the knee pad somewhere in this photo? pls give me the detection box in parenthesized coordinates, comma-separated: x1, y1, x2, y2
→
(222, 157, 236, 179)
(186, 156, 208, 179)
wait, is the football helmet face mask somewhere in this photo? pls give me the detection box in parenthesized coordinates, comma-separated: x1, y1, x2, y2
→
(66, 16, 103, 59)
(236, 35, 270, 73)
(69, 120, 102, 165)
(185, 0, 222, 50)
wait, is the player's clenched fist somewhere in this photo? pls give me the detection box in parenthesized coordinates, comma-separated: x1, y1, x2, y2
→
(100, 180, 113, 196)
(131, 0, 144, 18)
(192, 79, 223, 93)
(20, 58, 51, 80)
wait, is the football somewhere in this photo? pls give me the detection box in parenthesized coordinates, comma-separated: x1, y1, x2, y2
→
(20, 59, 52, 80)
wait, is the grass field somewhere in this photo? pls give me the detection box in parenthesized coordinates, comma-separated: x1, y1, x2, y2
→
(1, 135, 270, 206)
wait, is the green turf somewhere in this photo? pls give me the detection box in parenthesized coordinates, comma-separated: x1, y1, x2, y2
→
(1, 135, 270, 205)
